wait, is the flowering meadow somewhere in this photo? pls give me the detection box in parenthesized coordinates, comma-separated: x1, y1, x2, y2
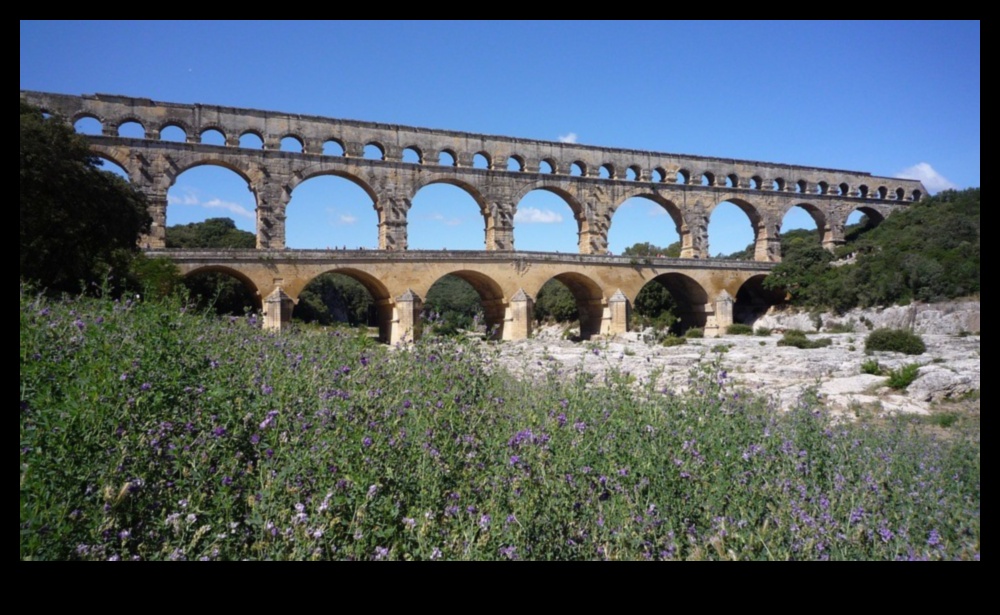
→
(20, 287, 979, 561)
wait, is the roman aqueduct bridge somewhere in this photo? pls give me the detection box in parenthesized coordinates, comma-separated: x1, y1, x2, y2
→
(21, 91, 926, 342)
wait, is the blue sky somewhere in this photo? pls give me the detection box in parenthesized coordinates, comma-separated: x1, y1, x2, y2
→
(21, 20, 980, 255)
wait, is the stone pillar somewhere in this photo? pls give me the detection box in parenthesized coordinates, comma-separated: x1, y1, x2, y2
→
(580, 204, 610, 255)
(252, 175, 291, 249)
(710, 290, 734, 337)
(754, 219, 782, 262)
(503, 289, 533, 341)
(486, 201, 515, 251)
(263, 287, 294, 332)
(376, 190, 410, 251)
(683, 214, 709, 259)
(391, 289, 423, 345)
(141, 193, 168, 249)
(604, 290, 630, 336)
(344, 142, 365, 158)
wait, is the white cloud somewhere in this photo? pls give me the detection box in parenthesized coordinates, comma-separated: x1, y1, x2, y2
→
(430, 213, 462, 226)
(515, 207, 564, 224)
(339, 214, 358, 225)
(167, 190, 254, 220)
(895, 162, 957, 194)
(558, 132, 578, 144)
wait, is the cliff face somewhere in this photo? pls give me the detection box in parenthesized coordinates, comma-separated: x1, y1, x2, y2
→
(753, 301, 980, 336)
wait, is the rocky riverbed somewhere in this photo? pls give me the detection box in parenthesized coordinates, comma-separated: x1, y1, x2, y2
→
(486, 302, 981, 418)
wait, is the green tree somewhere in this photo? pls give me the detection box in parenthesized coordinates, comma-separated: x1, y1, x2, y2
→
(20, 101, 151, 293)
(535, 280, 578, 323)
(166, 217, 256, 249)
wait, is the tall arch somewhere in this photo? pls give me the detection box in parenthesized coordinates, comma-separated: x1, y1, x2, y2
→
(165, 163, 257, 240)
(734, 275, 785, 326)
(285, 174, 378, 250)
(633, 273, 710, 333)
(779, 202, 829, 254)
(533, 273, 605, 339)
(513, 187, 584, 253)
(409, 180, 489, 250)
(608, 194, 686, 258)
(707, 199, 763, 260)
(293, 268, 393, 343)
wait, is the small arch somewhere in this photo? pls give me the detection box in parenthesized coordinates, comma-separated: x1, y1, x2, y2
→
(293, 270, 392, 343)
(240, 132, 265, 150)
(160, 125, 187, 143)
(858, 185, 869, 198)
(652, 167, 666, 183)
(93, 154, 131, 181)
(634, 273, 710, 334)
(817, 181, 829, 195)
(182, 267, 262, 316)
(895, 187, 906, 201)
(473, 152, 491, 170)
(839, 183, 850, 197)
(281, 136, 304, 153)
(911, 189, 922, 201)
(507, 155, 526, 172)
(322, 139, 345, 156)
(424, 271, 507, 340)
(877, 186, 888, 200)
(701, 172, 715, 187)
(201, 129, 226, 146)
(625, 166, 640, 181)
(734, 274, 785, 326)
(74, 116, 103, 135)
(570, 162, 586, 177)
(534, 273, 605, 340)
(364, 143, 385, 161)
(599, 164, 614, 180)
(726, 174, 739, 189)
(773, 178, 786, 192)
(402, 147, 423, 164)
(750, 176, 763, 190)
(796, 180, 808, 194)
(117, 121, 145, 139)
(538, 159, 555, 174)
(676, 169, 691, 185)
(780, 203, 826, 253)
(845, 207, 885, 242)
(438, 150, 457, 167)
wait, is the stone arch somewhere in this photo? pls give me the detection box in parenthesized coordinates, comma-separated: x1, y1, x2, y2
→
(701, 171, 716, 187)
(90, 148, 136, 182)
(609, 191, 688, 257)
(626, 165, 642, 181)
(73, 114, 104, 135)
(285, 171, 380, 249)
(533, 272, 605, 339)
(240, 131, 265, 150)
(651, 167, 667, 183)
(599, 163, 615, 179)
(200, 128, 227, 146)
(911, 189, 922, 201)
(169, 157, 256, 189)
(409, 178, 491, 250)
(182, 265, 263, 312)
(115, 117, 146, 138)
(727, 174, 741, 189)
(570, 161, 588, 177)
(424, 270, 508, 340)
(734, 274, 785, 326)
(158, 120, 192, 141)
(295, 268, 394, 343)
(512, 184, 587, 253)
(507, 154, 526, 172)
(676, 169, 692, 185)
(281, 135, 305, 153)
(706, 197, 765, 260)
(839, 182, 851, 197)
(780, 201, 828, 240)
(473, 151, 491, 170)
(322, 138, 345, 156)
(632, 273, 710, 333)
(364, 142, 385, 160)
(438, 149, 458, 167)
(750, 176, 763, 190)
(876, 186, 888, 200)
(895, 187, 906, 201)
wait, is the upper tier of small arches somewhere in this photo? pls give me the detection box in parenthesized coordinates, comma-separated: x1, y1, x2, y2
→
(24, 90, 926, 202)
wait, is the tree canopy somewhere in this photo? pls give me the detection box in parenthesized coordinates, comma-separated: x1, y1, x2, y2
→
(20, 101, 151, 293)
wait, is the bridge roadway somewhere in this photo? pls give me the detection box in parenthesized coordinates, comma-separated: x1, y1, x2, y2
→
(151, 248, 776, 343)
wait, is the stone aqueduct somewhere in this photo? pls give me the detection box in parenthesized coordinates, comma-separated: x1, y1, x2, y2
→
(21, 91, 926, 343)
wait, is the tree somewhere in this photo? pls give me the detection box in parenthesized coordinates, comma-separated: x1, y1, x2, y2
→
(166, 217, 255, 249)
(20, 101, 151, 293)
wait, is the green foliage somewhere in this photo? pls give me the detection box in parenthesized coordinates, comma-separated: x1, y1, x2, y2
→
(424, 275, 483, 330)
(825, 321, 858, 334)
(127, 254, 183, 301)
(711, 344, 732, 354)
(777, 330, 833, 349)
(764, 188, 980, 310)
(685, 328, 704, 339)
(534, 280, 578, 323)
(165, 217, 255, 249)
(633, 279, 680, 332)
(726, 324, 754, 336)
(861, 359, 883, 376)
(623, 241, 681, 258)
(20, 101, 151, 294)
(926, 412, 960, 429)
(754, 328, 773, 337)
(296, 273, 374, 327)
(886, 364, 921, 390)
(661, 335, 687, 347)
(865, 329, 927, 356)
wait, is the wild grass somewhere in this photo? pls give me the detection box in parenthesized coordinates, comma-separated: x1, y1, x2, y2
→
(20, 286, 979, 561)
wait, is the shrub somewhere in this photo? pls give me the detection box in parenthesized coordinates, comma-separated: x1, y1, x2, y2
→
(777, 330, 833, 350)
(685, 328, 704, 339)
(926, 412, 960, 429)
(662, 335, 687, 348)
(726, 324, 754, 336)
(754, 328, 772, 337)
(865, 329, 926, 355)
(711, 344, 732, 354)
(861, 359, 883, 375)
(826, 321, 857, 334)
(886, 363, 921, 390)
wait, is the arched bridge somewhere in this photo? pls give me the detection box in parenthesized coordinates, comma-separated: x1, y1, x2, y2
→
(21, 91, 926, 341)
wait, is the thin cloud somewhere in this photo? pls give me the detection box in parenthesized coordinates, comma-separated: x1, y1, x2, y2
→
(430, 213, 462, 227)
(895, 162, 957, 194)
(515, 207, 564, 224)
(558, 132, 578, 144)
(338, 214, 358, 225)
(167, 190, 254, 220)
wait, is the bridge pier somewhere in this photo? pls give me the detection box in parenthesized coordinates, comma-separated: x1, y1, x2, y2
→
(391, 289, 423, 345)
(263, 287, 294, 332)
(604, 290, 630, 336)
(503, 290, 534, 340)
(705, 290, 734, 338)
